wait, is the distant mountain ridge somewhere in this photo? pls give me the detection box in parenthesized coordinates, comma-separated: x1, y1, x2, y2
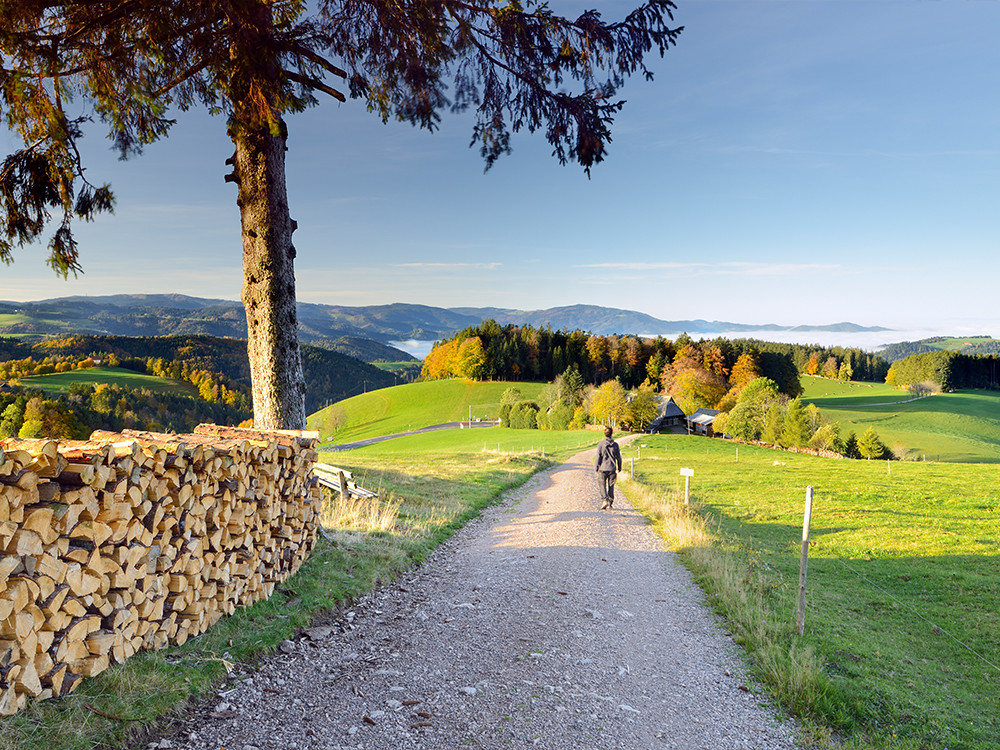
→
(0, 295, 892, 344)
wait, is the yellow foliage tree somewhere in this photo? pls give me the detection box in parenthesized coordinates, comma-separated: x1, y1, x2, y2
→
(590, 380, 629, 428)
(456, 336, 487, 380)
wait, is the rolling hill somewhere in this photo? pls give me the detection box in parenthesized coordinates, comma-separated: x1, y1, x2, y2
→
(1, 295, 891, 345)
(1, 334, 397, 414)
(801, 375, 1000, 462)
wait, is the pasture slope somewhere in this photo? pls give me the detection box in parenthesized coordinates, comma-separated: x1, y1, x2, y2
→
(307, 378, 546, 444)
(621, 434, 999, 750)
(12, 365, 200, 397)
(801, 375, 1000, 462)
(315, 378, 1000, 748)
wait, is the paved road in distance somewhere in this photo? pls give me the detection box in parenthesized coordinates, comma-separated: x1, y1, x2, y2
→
(325, 421, 500, 451)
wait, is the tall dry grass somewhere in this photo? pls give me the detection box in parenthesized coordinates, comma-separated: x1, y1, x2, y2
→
(320, 490, 401, 534)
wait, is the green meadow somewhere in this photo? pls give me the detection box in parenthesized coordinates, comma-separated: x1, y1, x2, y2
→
(10, 369, 1000, 750)
(307, 378, 547, 444)
(13, 366, 199, 397)
(622, 435, 1000, 749)
(801, 376, 1000, 463)
(926, 336, 999, 350)
(0, 313, 73, 333)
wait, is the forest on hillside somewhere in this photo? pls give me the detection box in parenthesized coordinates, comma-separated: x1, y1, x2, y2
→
(887, 350, 1000, 391)
(421, 322, 888, 396)
(0, 334, 396, 413)
(0, 333, 398, 438)
(878, 336, 1000, 363)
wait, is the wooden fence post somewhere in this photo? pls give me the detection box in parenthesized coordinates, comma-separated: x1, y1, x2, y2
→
(338, 470, 349, 502)
(797, 485, 814, 636)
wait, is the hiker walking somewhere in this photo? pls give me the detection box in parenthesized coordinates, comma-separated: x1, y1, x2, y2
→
(595, 426, 622, 510)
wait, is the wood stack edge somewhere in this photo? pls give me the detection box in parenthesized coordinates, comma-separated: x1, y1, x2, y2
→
(0, 424, 321, 716)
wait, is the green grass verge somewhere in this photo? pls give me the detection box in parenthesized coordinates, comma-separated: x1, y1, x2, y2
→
(307, 379, 547, 445)
(621, 435, 1000, 750)
(0, 427, 599, 750)
(13, 366, 199, 397)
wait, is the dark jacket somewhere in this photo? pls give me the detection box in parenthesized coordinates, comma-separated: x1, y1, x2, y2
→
(595, 437, 622, 473)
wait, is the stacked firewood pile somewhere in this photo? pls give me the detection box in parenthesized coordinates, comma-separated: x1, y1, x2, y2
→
(0, 424, 321, 716)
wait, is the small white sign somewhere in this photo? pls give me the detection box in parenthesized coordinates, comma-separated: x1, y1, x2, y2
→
(680, 468, 694, 477)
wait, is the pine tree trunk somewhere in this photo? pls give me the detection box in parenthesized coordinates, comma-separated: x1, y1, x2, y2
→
(230, 121, 306, 430)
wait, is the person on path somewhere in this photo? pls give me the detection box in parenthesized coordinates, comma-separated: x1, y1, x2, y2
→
(595, 425, 622, 510)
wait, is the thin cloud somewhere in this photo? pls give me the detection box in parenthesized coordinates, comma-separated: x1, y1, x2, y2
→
(394, 262, 502, 270)
(575, 261, 840, 276)
(720, 146, 1000, 160)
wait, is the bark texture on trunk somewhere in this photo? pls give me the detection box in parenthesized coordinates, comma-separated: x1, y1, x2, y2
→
(232, 121, 306, 430)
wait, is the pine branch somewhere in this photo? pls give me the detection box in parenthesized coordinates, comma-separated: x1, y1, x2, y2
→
(285, 71, 345, 102)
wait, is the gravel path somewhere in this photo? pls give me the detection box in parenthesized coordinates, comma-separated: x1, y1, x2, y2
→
(147, 446, 798, 750)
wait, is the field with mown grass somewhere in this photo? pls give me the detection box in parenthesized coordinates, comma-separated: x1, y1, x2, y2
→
(620, 434, 1000, 750)
(0, 426, 598, 750)
(926, 336, 999, 350)
(12, 366, 199, 397)
(802, 377, 1000, 463)
(307, 378, 547, 444)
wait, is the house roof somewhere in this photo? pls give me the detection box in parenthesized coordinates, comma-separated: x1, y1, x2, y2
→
(659, 397, 686, 419)
(686, 408, 719, 426)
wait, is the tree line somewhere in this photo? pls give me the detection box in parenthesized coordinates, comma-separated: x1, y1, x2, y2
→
(0, 384, 250, 440)
(886, 350, 1000, 392)
(423, 322, 897, 458)
(421, 322, 887, 397)
(0, 350, 251, 411)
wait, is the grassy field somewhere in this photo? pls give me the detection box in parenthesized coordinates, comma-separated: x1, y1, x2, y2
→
(0, 426, 599, 750)
(801, 375, 912, 406)
(801, 377, 1000, 463)
(13, 366, 199, 397)
(0, 313, 75, 333)
(926, 336, 999, 350)
(307, 379, 547, 444)
(621, 435, 1000, 750)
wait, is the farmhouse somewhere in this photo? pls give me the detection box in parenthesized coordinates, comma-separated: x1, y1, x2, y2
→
(686, 408, 720, 436)
(648, 396, 686, 432)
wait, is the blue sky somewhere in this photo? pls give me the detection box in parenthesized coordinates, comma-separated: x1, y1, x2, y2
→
(3, 0, 1000, 336)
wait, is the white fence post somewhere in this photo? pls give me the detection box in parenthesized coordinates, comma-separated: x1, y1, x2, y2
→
(797, 486, 814, 636)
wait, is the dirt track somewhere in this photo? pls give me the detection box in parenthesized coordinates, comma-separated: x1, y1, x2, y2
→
(146, 446, 798, 750)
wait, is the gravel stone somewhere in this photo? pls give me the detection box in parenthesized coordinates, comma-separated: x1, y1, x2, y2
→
(144, 443, 798, 749)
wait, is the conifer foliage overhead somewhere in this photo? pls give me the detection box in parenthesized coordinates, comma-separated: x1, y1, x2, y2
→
(0, 0, 683, 269)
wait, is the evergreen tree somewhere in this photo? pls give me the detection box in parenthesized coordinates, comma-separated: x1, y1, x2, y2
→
(780, 397, 811, 447)
(843, 431, 859, 459)
(563, 366, 585, 407)
(858, 427, 887, 460)
(1, 0, 682, 428)
(761, 403, 785, 446)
